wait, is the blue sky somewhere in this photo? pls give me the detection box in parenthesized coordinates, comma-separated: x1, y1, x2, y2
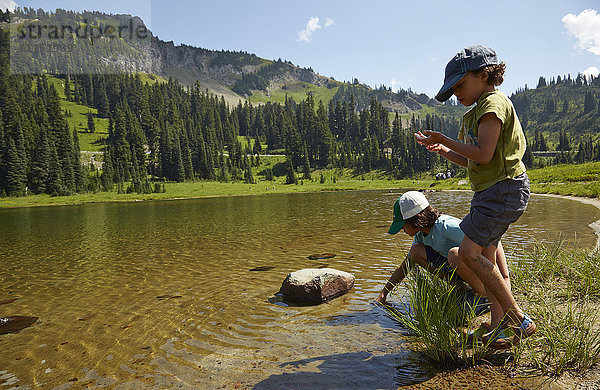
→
(4, 0, 600, 98)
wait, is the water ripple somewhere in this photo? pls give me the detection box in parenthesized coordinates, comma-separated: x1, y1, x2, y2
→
(0, 191, 598, 388)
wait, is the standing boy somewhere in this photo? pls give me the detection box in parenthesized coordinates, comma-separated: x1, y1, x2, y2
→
(415, 45, 535, 349)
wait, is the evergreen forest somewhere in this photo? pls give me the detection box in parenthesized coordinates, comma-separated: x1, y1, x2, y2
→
(2, 8, 600, 199)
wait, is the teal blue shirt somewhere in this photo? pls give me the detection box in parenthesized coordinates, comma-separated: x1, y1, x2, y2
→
(412, 214, 464, 257)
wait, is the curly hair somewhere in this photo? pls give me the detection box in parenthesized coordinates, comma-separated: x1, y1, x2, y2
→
(405, 205, 441, 229)
(473, 62, 506, 86)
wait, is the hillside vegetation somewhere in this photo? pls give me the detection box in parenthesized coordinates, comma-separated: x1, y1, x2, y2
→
(2, 7, 600, 202)
(511, 75, 600, 146)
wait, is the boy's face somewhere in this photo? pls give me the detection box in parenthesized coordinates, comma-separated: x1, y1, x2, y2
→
(402, 223, 419, 237)
(451, 72, 494, 106)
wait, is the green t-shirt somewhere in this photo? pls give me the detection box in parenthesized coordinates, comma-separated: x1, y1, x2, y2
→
(458, 90, 527, 192)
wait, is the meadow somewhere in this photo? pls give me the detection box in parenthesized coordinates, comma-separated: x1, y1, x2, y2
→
(2, 161, 600, 209)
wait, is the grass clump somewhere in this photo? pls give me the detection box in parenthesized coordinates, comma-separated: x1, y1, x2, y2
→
(380, 267, 493, 367)
(510, 240, 600, 376)
(382, 241, 600, 378)
(515, 293, 600, 376)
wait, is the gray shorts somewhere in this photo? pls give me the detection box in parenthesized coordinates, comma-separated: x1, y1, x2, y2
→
(460, 173, 530, 248)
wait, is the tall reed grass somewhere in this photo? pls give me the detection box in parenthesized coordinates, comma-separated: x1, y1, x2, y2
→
(511, 240, 600, 376)
(381, 240, 600, 377)
(379, 267, 494, 367)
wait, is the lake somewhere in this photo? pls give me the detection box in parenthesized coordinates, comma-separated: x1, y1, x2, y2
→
(1, 190, 599, 389)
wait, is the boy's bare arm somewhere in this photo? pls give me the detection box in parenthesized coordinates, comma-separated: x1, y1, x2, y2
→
(415, 113, 501, 165)
(376, 257, 414, 302)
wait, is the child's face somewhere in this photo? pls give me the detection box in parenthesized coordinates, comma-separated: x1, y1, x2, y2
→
(402, 223, 419, 237)
(451, 72, 494, 106)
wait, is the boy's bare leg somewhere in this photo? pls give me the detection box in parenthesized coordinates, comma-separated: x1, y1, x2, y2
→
(496, 241, 511, 291)
(448, 247, 485, 295)
(479, 246, 506, 328)
(458, 236, 524, 325)
(409, 243, 437, 272)
(450, 246, 504, 327)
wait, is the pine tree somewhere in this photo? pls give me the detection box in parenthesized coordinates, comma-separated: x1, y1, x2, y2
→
(584, 91, 596, 114)
(29, 127, 51, 194)
(64, 75, 71, 101)
(284, 157, 297, 184)
(72, 126, 86, 192)
(46, 141, 64, 195)
(4, 137, 26, 196)
(87, 111, 95, 133)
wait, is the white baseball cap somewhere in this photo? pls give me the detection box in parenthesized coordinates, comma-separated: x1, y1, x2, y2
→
(388, 191, 430, 234)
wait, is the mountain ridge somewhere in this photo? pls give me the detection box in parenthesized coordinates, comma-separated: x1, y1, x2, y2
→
(9, 7, 437, 111)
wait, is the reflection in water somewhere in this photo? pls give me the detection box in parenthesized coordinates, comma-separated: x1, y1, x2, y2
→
(0, 190, 598, 389)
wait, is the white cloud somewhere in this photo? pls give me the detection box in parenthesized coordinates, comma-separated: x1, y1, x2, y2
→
(562, 9, 600, 55)
(298, 16, 322, 42)
(583, 66, 600, 78)
(297, 16, 334, 42)
(0, 0, 18, 11)
(389, 76, 413, 92)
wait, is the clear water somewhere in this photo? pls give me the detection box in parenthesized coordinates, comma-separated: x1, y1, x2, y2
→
(0, 190, 598, 389)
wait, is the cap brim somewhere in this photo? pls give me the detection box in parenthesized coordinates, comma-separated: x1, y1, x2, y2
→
(435, 72, 465, 102)
(388, 220, 405, 235)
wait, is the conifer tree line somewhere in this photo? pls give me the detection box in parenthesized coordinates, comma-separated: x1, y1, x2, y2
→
(0, 15, 85, 196)
(69, 70, 459, 185)
(510, 72, 600, 165)
(0, 67, 459, 197)
(1, 8, 462, 198)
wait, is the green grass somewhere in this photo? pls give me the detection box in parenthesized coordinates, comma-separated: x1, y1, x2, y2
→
(136, 73, 167, 85)
(248, 81, 340, 106)
(0, 173, 431, 208)
(427, 161, 600, 198)
(48, 76, 109, 152)
(4, 160, 600, 208)
(381, 239, 600, 377)
(510, 241, 600, 376)
(527, 161, 600, 183)
(380, 266, 494, 366)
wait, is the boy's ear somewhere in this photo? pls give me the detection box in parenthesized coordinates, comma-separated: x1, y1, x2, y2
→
(479, 70, 490, 83)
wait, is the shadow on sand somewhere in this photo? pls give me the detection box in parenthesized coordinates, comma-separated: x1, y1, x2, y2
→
(253, 350, 437, 390)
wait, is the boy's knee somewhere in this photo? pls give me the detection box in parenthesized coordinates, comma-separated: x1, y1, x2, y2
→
(458, 246, 478, 265)
(447, 247, 460, 268)
(409, 244, 427, 267)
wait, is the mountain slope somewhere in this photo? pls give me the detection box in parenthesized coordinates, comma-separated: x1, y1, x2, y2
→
(9, 8, 437, 111)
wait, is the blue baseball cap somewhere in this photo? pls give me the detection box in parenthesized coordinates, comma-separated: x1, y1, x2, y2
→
(435, 45, 499, 102)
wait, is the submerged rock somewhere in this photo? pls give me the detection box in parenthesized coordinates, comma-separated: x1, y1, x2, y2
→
(249, 266, 275, 272)
(307, 253, 336, 260)
(279, 268, 355, 304)
(156, 295, 182, 301)
(0, 316, 38, 335)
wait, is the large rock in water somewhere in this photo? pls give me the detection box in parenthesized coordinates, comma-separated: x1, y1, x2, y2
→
(0, 316, 38, 335)
(279, 268, 355, 304)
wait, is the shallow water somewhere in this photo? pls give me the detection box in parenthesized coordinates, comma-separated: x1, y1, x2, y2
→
(0, 190, 598, 389)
